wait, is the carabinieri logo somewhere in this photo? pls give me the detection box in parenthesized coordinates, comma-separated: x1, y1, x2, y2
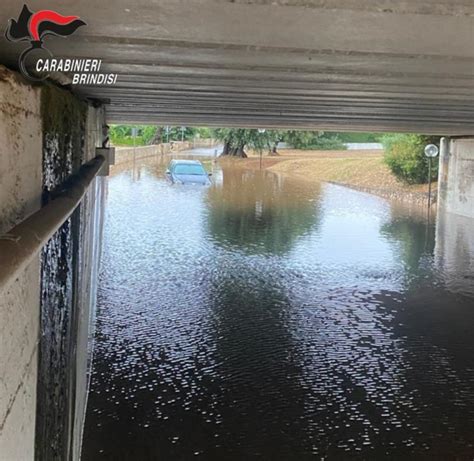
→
(5, 4, 86, 81)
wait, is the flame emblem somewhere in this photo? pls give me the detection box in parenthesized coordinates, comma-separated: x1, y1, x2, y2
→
(5, 4, 86, 80)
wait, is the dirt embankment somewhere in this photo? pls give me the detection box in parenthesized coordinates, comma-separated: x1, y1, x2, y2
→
(222, 149, 436, 207)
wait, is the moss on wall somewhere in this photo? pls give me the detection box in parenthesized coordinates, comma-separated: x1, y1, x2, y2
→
(41, 84, 87, 139)
(36, 84, 88, 461)
(41, 85, 87, 192)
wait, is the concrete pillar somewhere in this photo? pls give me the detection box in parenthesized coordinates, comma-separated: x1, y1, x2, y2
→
(435, 210, 474, 298)
(436, 136, 474, 295)
(437, 137, 450, 206)
(35, 86, 107, 461)
(437, 137, 474, 218)
(70, 105, 107, 461)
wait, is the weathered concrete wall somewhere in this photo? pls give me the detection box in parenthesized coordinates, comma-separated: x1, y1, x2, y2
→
(71, 105, 107, 461)
(113, 139, 216, 165)
(35, 84, 89, 461)
(0, 66, 106, 460)
(435, 211, 474, 298)
(438, 138, 474, 218)
(0, 69, 42, 460)
(35, 86, 107, 461)
(114, 144, 177, 165)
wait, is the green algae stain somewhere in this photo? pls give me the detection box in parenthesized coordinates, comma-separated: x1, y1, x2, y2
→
(41, 85, 88, 190)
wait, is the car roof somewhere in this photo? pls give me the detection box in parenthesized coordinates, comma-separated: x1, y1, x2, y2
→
(169, 159, 203, 165)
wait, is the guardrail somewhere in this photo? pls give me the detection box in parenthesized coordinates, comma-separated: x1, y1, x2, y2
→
(0, 154, 106, 292)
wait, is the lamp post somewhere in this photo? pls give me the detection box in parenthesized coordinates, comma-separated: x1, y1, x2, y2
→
(424, 144, 439, 209)
(258, 128, 266, 170)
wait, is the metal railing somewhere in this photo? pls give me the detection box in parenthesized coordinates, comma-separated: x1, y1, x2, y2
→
(0, 154, 105, 292)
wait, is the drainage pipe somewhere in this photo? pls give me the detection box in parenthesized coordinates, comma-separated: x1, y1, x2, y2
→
(0, 154, 105, 292)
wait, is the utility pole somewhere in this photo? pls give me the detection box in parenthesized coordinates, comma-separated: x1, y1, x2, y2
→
(424, 144, 439, 210)
(258, 128, 266, 170)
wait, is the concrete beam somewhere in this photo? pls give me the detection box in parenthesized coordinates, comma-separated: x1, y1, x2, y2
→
(1, 0, 474, 132)
(438, 138, 474, 218)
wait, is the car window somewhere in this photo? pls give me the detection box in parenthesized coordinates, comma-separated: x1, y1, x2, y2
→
(173, 164, 206, 175)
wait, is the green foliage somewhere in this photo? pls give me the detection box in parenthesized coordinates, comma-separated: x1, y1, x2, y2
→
(109, 125, 210, 146)
(41, 85, 87, 138)
(141, 126, 158, 144)
(213, 128, 348, 156)
(109, 125, 145, 146)
(213, 128, 277, 156)
(381, 134, 439, 184)
(165, 127, 195, 141)
(194, 127, 213, 139)
(284, 131, 346, 150)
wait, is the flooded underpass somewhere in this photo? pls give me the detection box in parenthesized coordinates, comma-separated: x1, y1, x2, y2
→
(82, 154, 474, 460)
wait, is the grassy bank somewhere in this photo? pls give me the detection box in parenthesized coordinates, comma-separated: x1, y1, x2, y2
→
(220, 149, 435, 205)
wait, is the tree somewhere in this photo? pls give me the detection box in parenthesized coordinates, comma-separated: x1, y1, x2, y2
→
(213, 128, 246, 157)
(194, 127, 213, 139)
(109, 125, 131, 140)
(142, 126, 158, 144)
(381, 134, 439, 184)
(284, 130, 346, 150)
(213, 128, 273, 157)
(212, 128, 289, 157)
(108, 125, 200, 146)
(149, 126, 163, 145)
(166, 126, 196, 142)
(262, 130, 286, 156)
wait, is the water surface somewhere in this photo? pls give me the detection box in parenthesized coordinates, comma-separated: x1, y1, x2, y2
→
(82, 155, 474, 460)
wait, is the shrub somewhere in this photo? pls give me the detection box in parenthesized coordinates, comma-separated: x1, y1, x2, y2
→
(141, 126, 158, 144)
(381, 134, 439, 184)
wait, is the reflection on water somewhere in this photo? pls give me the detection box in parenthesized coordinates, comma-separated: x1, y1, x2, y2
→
(82, 156, 474, 460)
(206, 168, 321, 254)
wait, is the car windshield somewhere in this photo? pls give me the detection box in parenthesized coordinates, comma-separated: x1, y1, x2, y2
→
(173, 164, 206, 175)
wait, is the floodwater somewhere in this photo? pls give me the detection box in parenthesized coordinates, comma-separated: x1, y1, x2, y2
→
(82, 154, 474, 460)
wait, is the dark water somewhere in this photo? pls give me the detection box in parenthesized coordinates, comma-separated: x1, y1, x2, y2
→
(82, 156, 474, 460)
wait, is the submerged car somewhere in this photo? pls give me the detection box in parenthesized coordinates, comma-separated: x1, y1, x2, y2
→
(166, 160, 212, 185)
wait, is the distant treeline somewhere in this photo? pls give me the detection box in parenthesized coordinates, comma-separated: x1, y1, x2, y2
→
(108, 126, 213, 146)
(109, 125, 383, 148)
(109, 125, 437, 184)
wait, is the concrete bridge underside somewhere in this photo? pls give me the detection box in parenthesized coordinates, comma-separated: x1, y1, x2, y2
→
(1, 0, 474, 134)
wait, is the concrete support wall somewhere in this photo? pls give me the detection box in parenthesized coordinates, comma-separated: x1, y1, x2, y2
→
(435, 211, 474, 298)
(35, 86, 107, 461)
(35, 85, 89, 461)
(438, 138, 474, 218)
(70, 106, 107, 460)
(0, 67, 106, 460)
(0, 69, 42, 461)
(113, 139, 216, 165)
